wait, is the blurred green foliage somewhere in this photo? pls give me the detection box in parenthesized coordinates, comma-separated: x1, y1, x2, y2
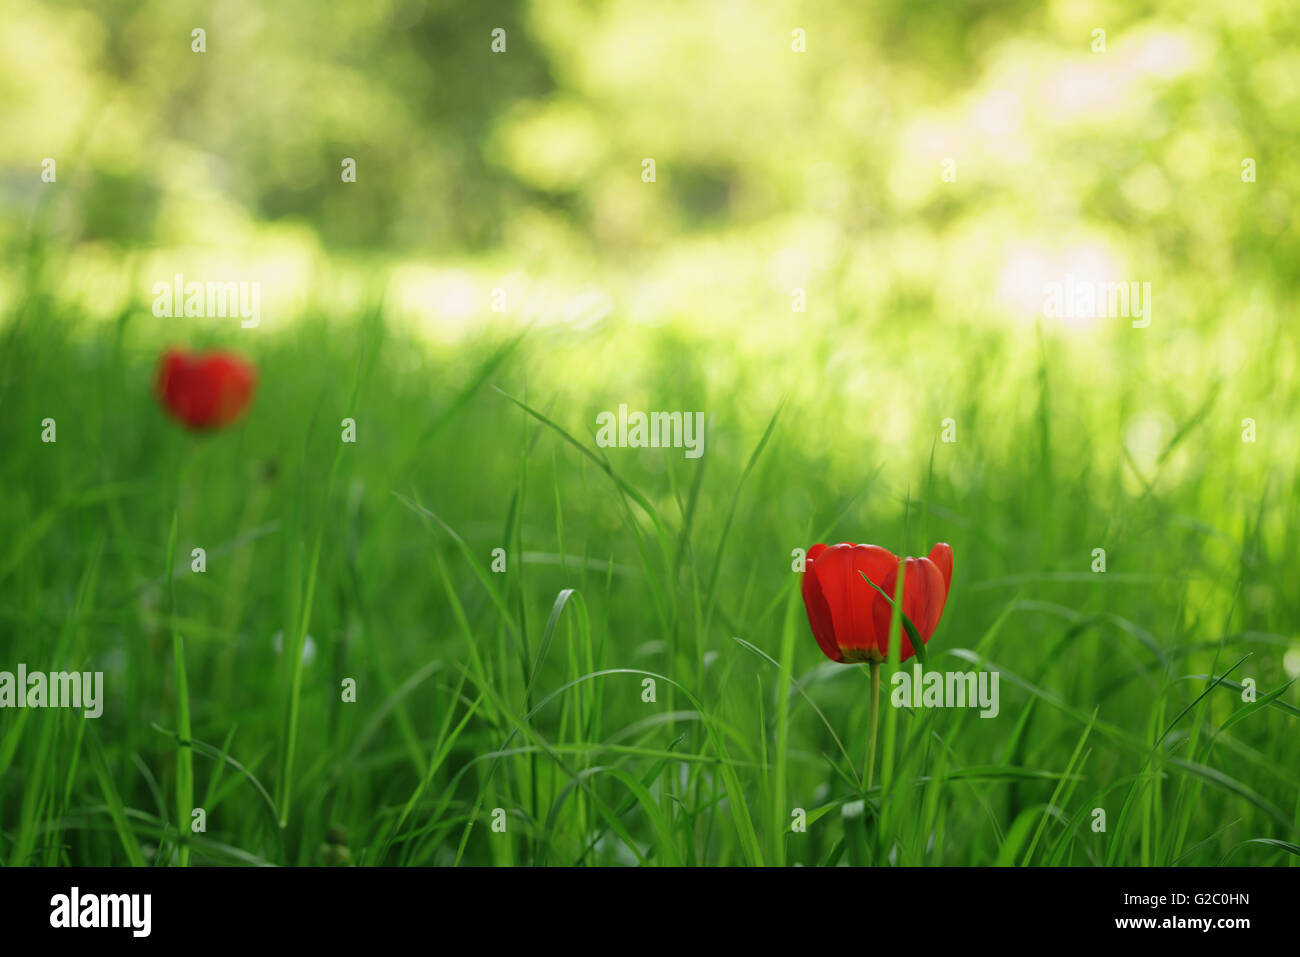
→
(4, 0, 1296, 261)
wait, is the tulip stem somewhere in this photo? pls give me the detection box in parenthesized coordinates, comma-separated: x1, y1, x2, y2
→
(866, 660, 881, 796)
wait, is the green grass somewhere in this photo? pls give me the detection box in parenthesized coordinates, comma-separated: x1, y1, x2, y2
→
(1, 273, 1298, 868)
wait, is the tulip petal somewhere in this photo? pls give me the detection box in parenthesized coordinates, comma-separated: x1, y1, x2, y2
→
(801, 560, 842, 663)
(872, 556, 948, 662)
(809, 543, 898, 660)
(928, 542, 954, 595)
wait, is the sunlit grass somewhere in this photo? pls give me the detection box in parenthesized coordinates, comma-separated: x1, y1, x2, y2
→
(1, 248, 1297, 866)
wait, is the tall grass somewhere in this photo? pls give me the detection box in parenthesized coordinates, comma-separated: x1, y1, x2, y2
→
(0, 254, 1297, 867)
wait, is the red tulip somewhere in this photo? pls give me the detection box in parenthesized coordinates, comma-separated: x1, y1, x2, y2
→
(155, 347, 257, 430)
(802, 542, 953, 664)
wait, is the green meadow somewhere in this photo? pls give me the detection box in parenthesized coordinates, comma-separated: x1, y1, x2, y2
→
(1, 0, 1298, 866)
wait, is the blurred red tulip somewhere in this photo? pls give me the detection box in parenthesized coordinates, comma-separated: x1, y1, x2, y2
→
(155, 347, 257, 430)
(802, 542, 953, 663)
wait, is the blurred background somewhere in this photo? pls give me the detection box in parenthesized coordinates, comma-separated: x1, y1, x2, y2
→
(3, 0, 1298, 469)
(1, 0, 1298, 865)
